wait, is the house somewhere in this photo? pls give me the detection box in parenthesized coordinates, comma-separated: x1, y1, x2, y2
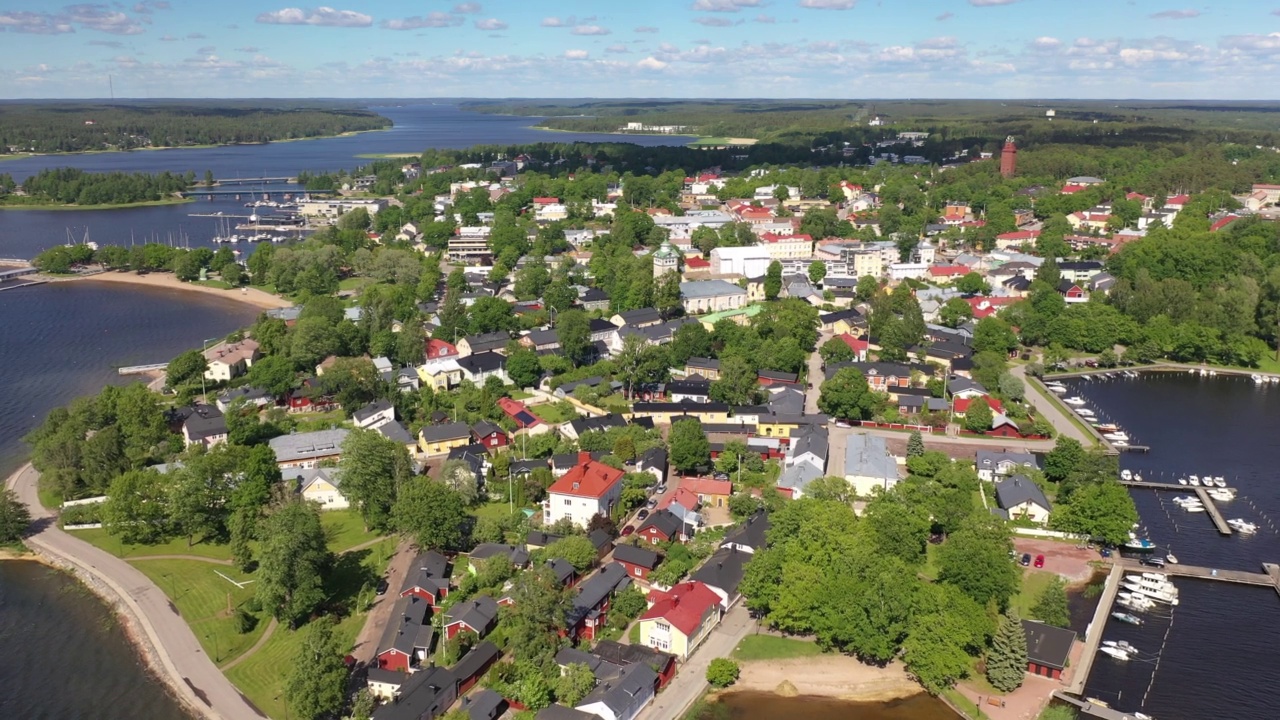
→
(417, 358, 464, 391)
(776, 461, 823, 499)
(214, 386, 273, 413)
(638, 581, 723, 660)
(680, 478, 732, 509)
(953, 396, 1004, 417)
(269, 429, 350, 469)
(418, 422, 472, 457)
(757, 370, 798, 387)
(376, 420, 419, 458)
(629, 402, 730, 426)
(561, 413, 628, 441)
(843, 433, 899, 497)
(178, 404, 228, 448)
(545, 557, 579, 587)
(658, 487, 703, 530)
(819, 308, 866, 336)
(591, 639, 676, 689)
(994, 475, 1052, 524)
(400, 550, 451, 609)
(722, 510, 770, 554)
(948, 377, 989, 399)
(574, 662, 657, 720)
(370, 665, 456, 720)
(202, 338, 259, 382)
(566, 562, 630, 641)
(457, 332, 510, 357)
(426, 338, 458, 360)
(471, 421, 509, 450)
(636, 509, 696, 546)
(975, 450, 1040, 482)
(469, 543, 531, 572)
(785, 424, 827, 471)
(690, 546, 751, 608)
(666, 377, 711, 403)
(835, 333, 869, 361)
(611, 308, 663, 329)
(613, 544, 661, 581)
(525, 531, 562, 552)
(498, 397, 542, 427)
(285, 467, 349, 510)
(825, 361, 922, 391)
(1022, 620, 1077, 680)
(375, 595, 435, 672)
(454, 642, 502, 695)
(636, 447, 668, 486)
(545, 452, 626, 528)
(989, 413, 1022, 438)
(353, 400, 396, 430)
(709, 245, 772, 277)
(680, 280, 747, 315)
(459, 688, 507, 720)
(444, 596, 500, 640)
(458, 351, 508, 385)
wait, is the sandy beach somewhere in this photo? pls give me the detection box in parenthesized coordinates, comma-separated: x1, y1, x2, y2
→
(68, 271, 292, 310)
(729, 655, 922, 702)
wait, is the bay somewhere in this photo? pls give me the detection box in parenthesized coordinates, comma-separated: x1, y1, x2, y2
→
(1064, 372, 1280, 720)
(705, 691, 958, 720)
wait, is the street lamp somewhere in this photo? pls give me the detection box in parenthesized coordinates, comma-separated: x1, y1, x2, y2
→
(198, 335, 220, 400)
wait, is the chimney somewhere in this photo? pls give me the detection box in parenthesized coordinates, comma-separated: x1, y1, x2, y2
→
(578, 450, 591, 464)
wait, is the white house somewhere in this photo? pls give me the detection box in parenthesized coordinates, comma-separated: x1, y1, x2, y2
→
(844, 433, 900, 497)
(352, 400, 396, 430)
(975, 450, 1040, 483)
(709, 245, 772, 277)
(994, 475, 1052, 524)
(544, 453, 625, 529)
(202, 338, 260, 382)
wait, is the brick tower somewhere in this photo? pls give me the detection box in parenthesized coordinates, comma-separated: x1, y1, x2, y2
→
(1000, 136, 1017, 178)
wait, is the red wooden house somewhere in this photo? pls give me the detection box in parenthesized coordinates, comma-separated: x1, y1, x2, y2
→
(613, 544, 661, 582)
(374, 595, 433, 672)
(399, 550, 451, 611)
(286, 379, 336, 413)
(471, 420, 509, 450)
(453, 642, 500, 695)
(443, 596, 499, 640)
(565, 562, 629, 641)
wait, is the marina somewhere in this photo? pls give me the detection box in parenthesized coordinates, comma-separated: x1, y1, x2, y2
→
(1119, 481, 1233, 535)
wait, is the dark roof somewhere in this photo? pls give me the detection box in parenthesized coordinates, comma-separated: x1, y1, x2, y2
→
(588, 528, 614, 552)
(447, 444, 487, 478)
(1022, 620, 1076, 670)
(182, 404, 227, 440)
(546, 558, 577, 585)
(536, 706, 600, 720)
(460, 331, 511, 352)
(445, 596, 500, 633)
(758, 370, 798, 382)
(511, 458, 547, 476)
(555, 647, 610, 677)
(690, 546, 751, 599)
(637, 509, 687, 540)
(824, 360, 933, 382)
(460, 688, 507, 720)
(470, 543, 530, 567)
(994, 475, 1052, 512)
(667, 378, 712, 396)
(612, 544, 661, 570)
(452, 641, 500, 683)
(377, 595, 434, 658)
(372, 666, 456, 720)
(637, 447, 667, 472)
(1057, 260, 1104, 271)
(722, 510, 770, 552)
(578, 663, 657, 718)
(353, 399, 394, 424)
(459, 351, 505, 374)
(632, 401, 730, 413)
(580, 287, 609, 303)
(526, 530, 563, 547)
(588, 318, 617, 334)
(819, 308, 864, 324)
(616, 308, 662, 326)
(401, 550, 451, 597)
(420, 421, 471, 442)
(568, 413, 628, 437)
(376, 420, 415, 446)
(471, 420, 505, 440)
(591, 639, 675, 674)
(567, 563, 629, 627)
(686, 357, 720, 370)
(558, 376, 606, 393)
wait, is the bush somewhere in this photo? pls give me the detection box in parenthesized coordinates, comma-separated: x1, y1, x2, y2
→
(235, 608, 258, 634)
(58, 502, 102, 526)
(243, 597, 263, 613)
(706, 658, 741, 688)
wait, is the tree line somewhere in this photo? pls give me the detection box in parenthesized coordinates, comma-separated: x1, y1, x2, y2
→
(8, 167, 191, 206)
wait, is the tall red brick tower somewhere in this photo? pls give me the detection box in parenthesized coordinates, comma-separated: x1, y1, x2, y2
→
(1000, 136, 1017, 178)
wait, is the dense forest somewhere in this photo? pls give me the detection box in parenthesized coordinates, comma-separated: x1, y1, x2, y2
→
(0, 102, 390, 154)
(4, 167, 191, 206)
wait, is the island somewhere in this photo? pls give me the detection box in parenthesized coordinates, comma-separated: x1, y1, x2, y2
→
(0, 168, 194, 210)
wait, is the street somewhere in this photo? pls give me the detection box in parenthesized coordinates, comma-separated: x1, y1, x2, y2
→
(638, 603, 756, 720)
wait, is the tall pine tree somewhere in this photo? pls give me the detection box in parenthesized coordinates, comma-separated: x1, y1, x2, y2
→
(1032, 577, 1071, 629)
(906, 430, 926, 458)
(987, 610, 1028, 692)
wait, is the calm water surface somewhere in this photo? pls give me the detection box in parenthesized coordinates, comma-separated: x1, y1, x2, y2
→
(710, 691, 957, 720)
(1065, 372, 1280, 720)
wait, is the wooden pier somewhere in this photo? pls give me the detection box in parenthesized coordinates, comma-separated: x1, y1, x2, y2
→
(118, 363, 169, 375)
(1065, 564, 1124, 694)
(1116, 558, 1280, 593)
(1052, 692, 1148, 720)
(1118, 480, 1232, 535)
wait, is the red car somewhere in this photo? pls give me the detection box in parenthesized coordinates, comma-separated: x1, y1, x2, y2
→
(1033, 554, 1045, 568)
(621, 526, 635, 536)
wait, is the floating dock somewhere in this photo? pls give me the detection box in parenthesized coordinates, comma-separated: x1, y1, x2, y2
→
(1052, 691, 1150, 720)
(1116, 558, 1280, 594)
(1066, 564, 1125, 694)
(118, 363, 168, 376)
(1118, 480, 1231, 535)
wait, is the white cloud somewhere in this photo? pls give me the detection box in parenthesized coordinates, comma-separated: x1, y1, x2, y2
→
(1150, 9, 1200, 20)
(693, 17, 737, 26)
(256, 7, 373, 28)
(605, 44, 629, 53)
(690, 0, 759, 11)
(541, 16, 568, 27)
(564, 49, 589, 59)
(799, 0, 856, 9)
(754, 14, 776, 23)
(572, 25, 611, 36)
(381, 13, 463, 30)
(452, 2, 482, 13)
(474, 18, 507, 31)
(1032, 36, 1062, 50)
(132, 1, 170, 13)
(635, 25, 659, 33)
(638, 56, 668, 70)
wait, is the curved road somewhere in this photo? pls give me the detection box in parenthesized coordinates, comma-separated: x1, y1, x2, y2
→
(5, 463, 264, 720)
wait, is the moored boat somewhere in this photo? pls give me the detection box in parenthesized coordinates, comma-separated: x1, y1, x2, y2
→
(1121, 469, 1133, 481)
(1064, 396, 1087, 406)
(1124, 537, 1157, 551)
(1100, 646, 1132, 661)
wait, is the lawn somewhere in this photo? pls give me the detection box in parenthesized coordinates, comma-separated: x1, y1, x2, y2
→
(291, 409, 351, 433)
(321, 510, 383, 553)
(131, 559, 267, 665)
(226, 613, 364, 720)
(528, 401, 578, 424)
(732, 634, 823, 661)
(338, 276, 372, 292)
(1010, 569, 1056, 619)
(72, 527, 234, 561)
(922, 542, 942, 581)
(472, 500, 525, 524)
(508, 390, 534, 400)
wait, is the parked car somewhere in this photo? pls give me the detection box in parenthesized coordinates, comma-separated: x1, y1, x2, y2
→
(1034, 554, 1046, 568)
(1020, 553, 1032, 566)
(637, 509, 650, 521)
(655, 484, 667, 494)
(375, 578, 389, 595)
(646, 497, 658, 508)
(713, 472, 730, 481)
(621, 525, 635, 536)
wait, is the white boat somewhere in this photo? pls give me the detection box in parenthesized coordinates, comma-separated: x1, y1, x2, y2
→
(1253, 373, 1264, 383)
(1103, 431, 1130, 441)
(1208, 490, 1233, 502)
(1134, 473, 1144, 482)
(1121, 469, 1133, 481)
(1166, 553, 1179, 564)
(1048, 385, 1068, 394)
(1189, 477, 1200, 486)
(1113, 440, 1130, 447)
(1077, 408, 1096, 417)
(1177, 478, 1188, 485)
(1096, 423, 1120, 433)
(1064, 396, 1087, 406)
(1103, 640, 1139, 653)
(1122, 578, 1179, 604)
(1183, 504, 1205, 513)
(1228, 519, 1258, 534)
(1213, 477, 1227, 488)
(1124, 537, 1157, 551)
(1100, 646, 1133, 661)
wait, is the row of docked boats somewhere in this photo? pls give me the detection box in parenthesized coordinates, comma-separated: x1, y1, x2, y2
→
(1043, 382, 1137, 446)
(1251, 373, 1279, 384)
(1176, 474, 1227, 488)
(1122, 572, 1179, 605)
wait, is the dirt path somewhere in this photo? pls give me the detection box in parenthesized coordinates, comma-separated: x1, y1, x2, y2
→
(732, 655, 921, 702)
(219, 618, 278, 672)
(127, 554, 234, 566)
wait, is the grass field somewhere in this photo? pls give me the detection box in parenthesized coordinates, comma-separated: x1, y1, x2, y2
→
(1010, 569, 1056, 619)
(131, 559, 267, 665)
(732, 635, 823, 661)
(338, 276, 372, 292)
(320, 510, 382, 553)
(226, 613, 364, 719)
(72, 527, 234, 561)
(529, 401, 578, 424)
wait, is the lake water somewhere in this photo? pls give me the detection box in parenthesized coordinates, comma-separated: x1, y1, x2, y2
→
(703, 691, 957, 720)
(1063, 372, 1280, 720)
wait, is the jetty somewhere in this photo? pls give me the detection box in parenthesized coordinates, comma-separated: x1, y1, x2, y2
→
(1116, 558, 1280, 594)
(118, 363, 168, 376)
(1066, 564, 1124, 694)
(1052, 692, 1149, 720)
(1119, 480, 1231, 535)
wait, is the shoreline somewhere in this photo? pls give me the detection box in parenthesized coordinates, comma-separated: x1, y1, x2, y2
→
(725, 654, 923, 703)
(0, 197, 195, 211)
(60, 270, 291, 310)
(0, 126, 392, 160)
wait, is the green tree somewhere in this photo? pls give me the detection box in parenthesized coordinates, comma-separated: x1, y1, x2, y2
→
(903, 610, 976, 694)
(557, 309, 592, 366)
(937, 516, 1019, 609)
(939, 297, 974, 329)
(963, 398, 993, 433)
(245, 355, 296, 396)
(986, 611, 1029, 693)
(393, 479, 468, 550)
(542, 535, 598, 572)
(1051, 480, 1139, 545)
(285, 616, 348, 720)
(506, 347, 543, 389)
(555, 663, 598, 706)
(440, 459, 480, 506)
(1043, 437, 1084, 483)
(103, 469, 169, 544)
(764, 260, 783, 300)
(503, 566, 572, 665)
(710, 356, 760, 405)
(340, 429, 413, 531)
(1032, 576, 1070, 628)
(856, 275, 880, 301)
(819, 337, 855, 364)
(165, 350, 208, 389)
(706, 658, 741, 688)
(956, 272, 990, 295)
(654, 270, 684, 319)
(906, 430, 926, 458)
(973, 316, 1018, 355)
(818, 367, 880, 421)
(256, 500, 332, 626)
(671, 322, 712, 365)
(0, 488, 32, 544)
(808, 260, 827, 285)
(669, 418, 711, 473)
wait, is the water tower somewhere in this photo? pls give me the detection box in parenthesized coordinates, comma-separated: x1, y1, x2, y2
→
(1000, 136, 1018, 178)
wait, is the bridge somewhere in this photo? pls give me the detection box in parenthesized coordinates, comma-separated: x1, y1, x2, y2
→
(0, 266, 38, 281)
(210, 176, 297, 185)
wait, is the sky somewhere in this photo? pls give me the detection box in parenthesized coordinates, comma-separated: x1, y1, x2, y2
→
(2, 1, 1280, 99)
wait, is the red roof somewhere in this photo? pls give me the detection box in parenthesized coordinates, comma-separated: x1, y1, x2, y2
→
(929, 265, 970, 277)
(1060, 184, 1087, 194)
(759, 232, 812, 244)
(497, 397, 541, 428)
(960, 220, 988, 228)
(837, 333, 869, 353)
(996, 230, 1040, 241)
(532, 197, 560, 205)
(1125, 192, 1150, 201)
(1210, 215, 1240, 232)
(942, 213, 967, 223)
(640, 581, 722, 636)
(426, 339, 457, 359)
(1165, 194, 1190, 207)
(680, 478, 732, 497)
(736, 207, 773, 219)
(548, 454, 624, 499)
(685, 256, 711, 269)
(658, 487, 700, 512)
(965, 296, 1018, 319)
(953, 396, 1004, 414)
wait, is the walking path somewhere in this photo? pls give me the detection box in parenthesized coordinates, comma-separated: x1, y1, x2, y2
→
(129, 554, 234, 565)
(350, 539, 416, 664)
(5, 463, 264, 720)
(1010, 364, 1092, 446)
(220, 619, 278, 672)
(638, 604, 756, 720)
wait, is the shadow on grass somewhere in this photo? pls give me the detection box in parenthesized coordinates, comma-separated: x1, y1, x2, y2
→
(325, 548, 377, 617)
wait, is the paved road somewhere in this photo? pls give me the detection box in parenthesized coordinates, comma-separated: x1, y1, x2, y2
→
(1009, 364, 1092, 445)
(350, 539, 416, 664)
(6, 463, 264, 720)
(639, 603, 756, 720)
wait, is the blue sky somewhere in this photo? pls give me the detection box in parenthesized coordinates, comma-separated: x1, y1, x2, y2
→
(2, 1, 1280, 99)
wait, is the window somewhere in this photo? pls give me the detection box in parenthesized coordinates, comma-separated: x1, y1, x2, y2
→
(634, 567, 641, 576)
(564, 499, 572, 506)
(656, 622, 670, 633)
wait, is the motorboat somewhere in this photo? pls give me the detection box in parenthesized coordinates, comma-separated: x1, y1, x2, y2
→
(1177, 478, 1188, 485)
(1165, 553, 1178, 564)
(1124, 537, 1157, 551)
(1183, 504, 1205, 513)
(1134, 473, 1144, 482)
(1120, 469, 1133, 481)
(1122, 577, 1179, 604)
(1103, 431, 1130, 441)
(1112, 440, 1130, 447)
(1213, 477, 1227, 488)
(1047, 385, 1068, 394)
(1103, 640, 1138, 653)
(1100, 646, 1133, 661)
(1064, 396, 1087, 406)
(1253, 373, 1264, 383)
(1077, 408, 1096, 417)
(1208, 489, 1234, 502)
(1095, 423, 1120, 433)
(1228, 518, 1258, 534)
(1189, 477, 1201, 486)
(1111, 611, 1143, 625)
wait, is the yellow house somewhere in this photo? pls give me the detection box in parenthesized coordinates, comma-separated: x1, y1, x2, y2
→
(288, 468, 350, 510)
(416, 359, 462, 391)
(637, 581, 723, 660)
(628, 402, 730, 425)
(417, 421, 471, 456)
